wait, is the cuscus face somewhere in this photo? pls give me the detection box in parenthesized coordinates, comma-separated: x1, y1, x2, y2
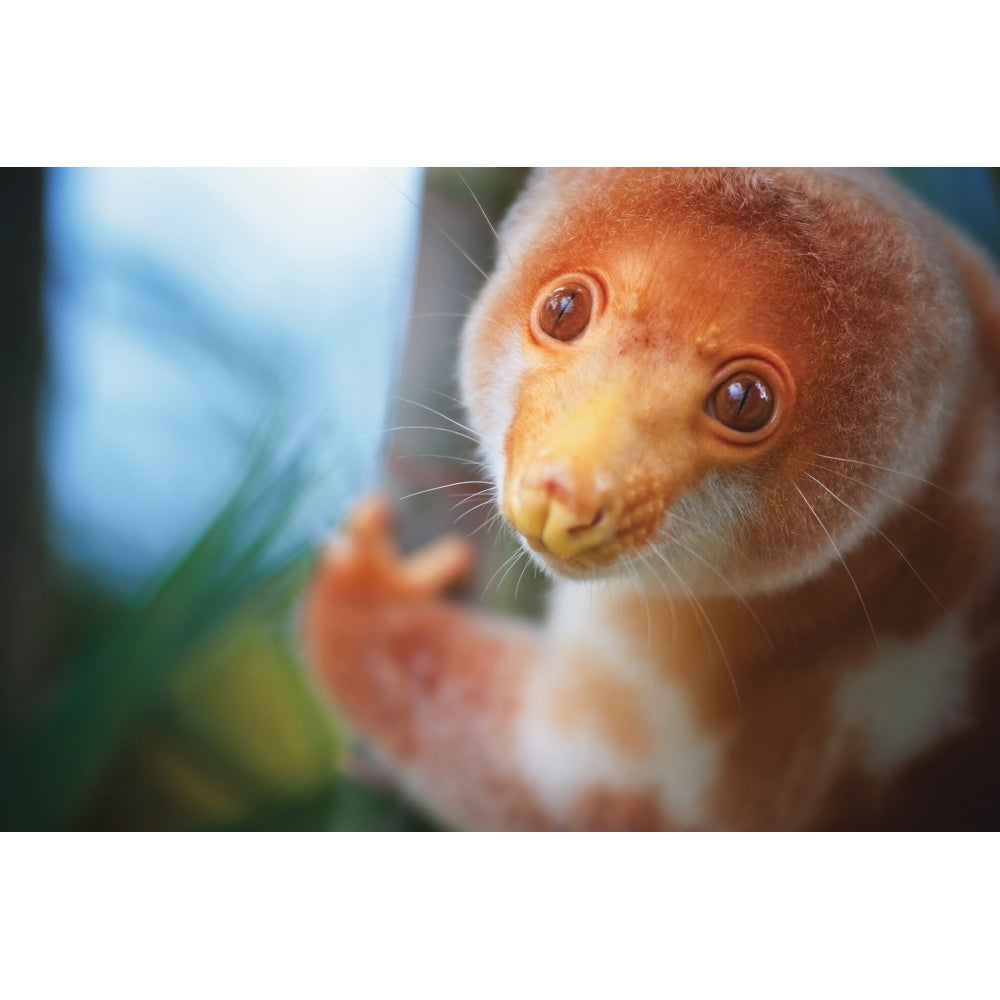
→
(460, 168, 970, 594)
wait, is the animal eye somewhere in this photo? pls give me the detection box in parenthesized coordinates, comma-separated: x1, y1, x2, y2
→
(538, 283, 592, 341)
(709, 373, 775, 433)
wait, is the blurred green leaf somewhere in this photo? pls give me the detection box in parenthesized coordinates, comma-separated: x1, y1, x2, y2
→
(1, 425, 342, 830)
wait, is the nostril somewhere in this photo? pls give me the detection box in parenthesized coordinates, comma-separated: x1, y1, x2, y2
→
(567, 505, 604, 534)
(509, 460, 622, 559)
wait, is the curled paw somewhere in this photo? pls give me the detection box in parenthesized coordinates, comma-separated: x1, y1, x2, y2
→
(308, 495, 474, 605)
(300, 496, 477, 733)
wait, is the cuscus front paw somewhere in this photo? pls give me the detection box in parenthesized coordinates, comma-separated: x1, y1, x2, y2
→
(306, 495, 475, 610)
(300, 495, 477, 754)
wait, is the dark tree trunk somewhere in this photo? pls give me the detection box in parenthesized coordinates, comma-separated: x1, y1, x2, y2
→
(0, 168, 48, 729)
(385, 168, 545, 613)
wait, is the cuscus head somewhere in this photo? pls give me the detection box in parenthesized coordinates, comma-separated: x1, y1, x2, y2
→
(459, 168, 971, 593)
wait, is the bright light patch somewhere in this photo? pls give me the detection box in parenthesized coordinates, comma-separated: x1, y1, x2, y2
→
(44, 168, 422, 590)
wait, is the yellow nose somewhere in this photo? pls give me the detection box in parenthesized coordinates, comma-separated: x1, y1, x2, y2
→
(504, 390, 632, 560)
(508, 480, 618, 559)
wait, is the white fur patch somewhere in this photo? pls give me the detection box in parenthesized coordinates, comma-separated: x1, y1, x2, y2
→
(470, 336, 524, 495)
(834, 620, 972, 775)
(645, 680, 726, 827)
(516, 581, 725, 828)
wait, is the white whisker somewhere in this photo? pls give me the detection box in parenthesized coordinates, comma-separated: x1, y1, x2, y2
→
(394, 452, 485, 467)
(469, 508, 506, 539)
(632, 547, 679, 644)
(454, 168, 514, 269)
(379, 168, 491, 281)
(794, 481, 881, 652)
(367, 424, 486, 451)
(814, 453, 951, 494)
(482, 546, 529, 602)
(803, 471, 951, 616)
(621, 553, 653, 651)
(422, 387, 469, 411)
(386, 393, 483, 442)
(513, 555, 540, 604)
(451, 487, 495, 510)
(651, 548, 741, 708)
(453, 498, 497, 525)
(805, 460, 945, 528)
(436, 285, 476, 305)
(398, 480, 492, 502)
(667, 536, 774, 649)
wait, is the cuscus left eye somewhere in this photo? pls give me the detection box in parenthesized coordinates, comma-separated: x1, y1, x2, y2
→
(708, 373, 775, 433)
(537, 282, 592, 342)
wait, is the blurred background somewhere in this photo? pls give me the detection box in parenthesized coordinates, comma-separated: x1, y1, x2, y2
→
(1, 167, 997, 831)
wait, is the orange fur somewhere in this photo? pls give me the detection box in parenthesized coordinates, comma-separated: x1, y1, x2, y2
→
(303, 169, 1000, 830)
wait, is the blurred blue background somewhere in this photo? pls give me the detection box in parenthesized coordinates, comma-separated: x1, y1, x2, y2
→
(44, 168, 422, 591)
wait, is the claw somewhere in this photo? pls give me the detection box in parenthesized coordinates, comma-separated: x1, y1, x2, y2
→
(401, 535, 474, 593)
(316, 495, 473, 597)
(346, 494, 392, 540)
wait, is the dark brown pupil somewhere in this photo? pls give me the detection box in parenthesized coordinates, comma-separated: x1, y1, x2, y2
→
(539, 283, 591, 341)
(712, 374, 774, 432)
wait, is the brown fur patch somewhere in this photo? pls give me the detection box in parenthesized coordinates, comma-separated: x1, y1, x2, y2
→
(547, 650, 654, 759)
(568, 785, 668, 831)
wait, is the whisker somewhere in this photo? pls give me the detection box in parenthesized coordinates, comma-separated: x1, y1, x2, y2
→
(366, 424, 487, 451)
(668, 536, 774, 649)
(624, 550, 654, 651)
(513, 554, 540, 604)
(804, 460, 945, 528)
(386, 393, 483, 442)
(454, 167, 514, 269)
(482, 546, 529, 602)
(793, 481, 880, 652)
(632, 547, 679, 644)
(802, 471, 951, 616)
(651, 549, 741, 708)
(398, 480, 492, 502)
(451, 487, 495, 511)
(454, 501, 497, 528)
(409, 312, 471, 321)
(421, 387, 467, 410)
(379, 168, 491, 281)
(394, 452, 485, 467)
(814, 453, 952, 494)
(435, 285, 476, 305)
(451, 494, 495, 517)
(469, 508, 507, 539)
